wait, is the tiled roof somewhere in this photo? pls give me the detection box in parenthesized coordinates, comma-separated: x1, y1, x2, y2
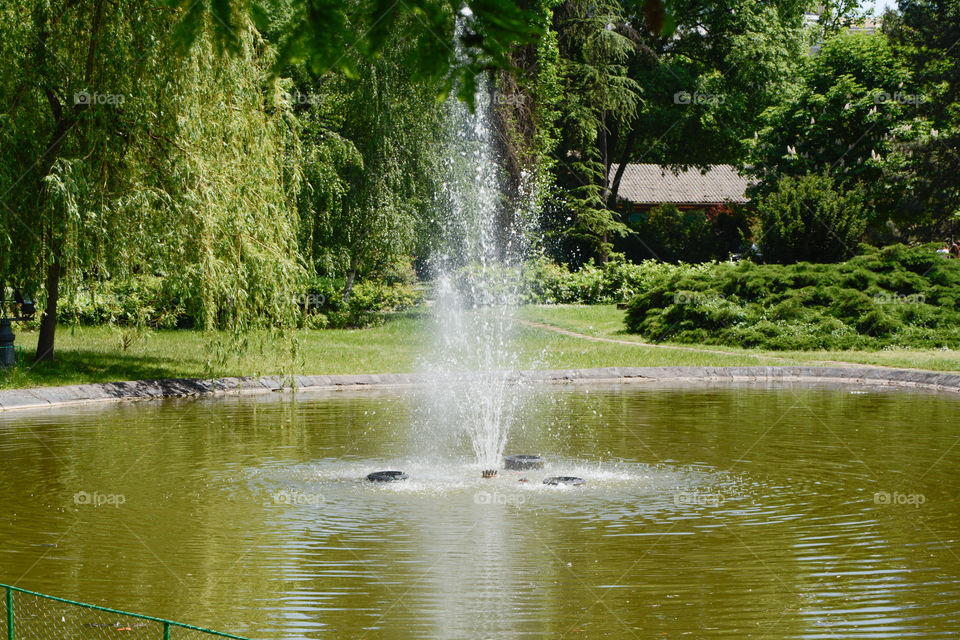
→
(609, 164, 751, 205)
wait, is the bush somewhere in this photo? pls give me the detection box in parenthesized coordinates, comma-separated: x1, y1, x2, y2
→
(757, 173, 867, 263)
(523, 256, 713, 304)
(58, 277, 187, 329)
(55, 275, 423, 331)
(621, 203, 750, 263)
(304, 277, 422, 329)
(625, 244, 960, 350)
(434, 257, 707, 308)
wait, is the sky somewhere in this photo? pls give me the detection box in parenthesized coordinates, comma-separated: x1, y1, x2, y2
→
(862, 0, 897, 15)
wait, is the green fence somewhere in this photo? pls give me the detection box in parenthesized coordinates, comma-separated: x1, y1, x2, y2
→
(0, 584, 251, 640)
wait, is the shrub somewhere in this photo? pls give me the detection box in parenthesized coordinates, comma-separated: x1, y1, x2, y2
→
(523, 256, 713, 304)
(625, 244, 960, 350)
(620, 203, 750, 263)
(304, 277, 423, 329)
(756, 173, 867, 263)
(58, 276, 186, 329)
(55, 275, 422, 331)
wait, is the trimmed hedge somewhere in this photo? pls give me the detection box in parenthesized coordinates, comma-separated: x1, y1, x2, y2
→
(625, 244, 960, 350)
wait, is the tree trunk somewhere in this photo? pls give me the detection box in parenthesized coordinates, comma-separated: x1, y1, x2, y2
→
(342, 270, 356, 303)
(34, 248, 60, 363)
(607, 127, 638, 209)
(31, 0, 105, 364)
(32, 115, 75, 365)
(342, 254, 358, 304)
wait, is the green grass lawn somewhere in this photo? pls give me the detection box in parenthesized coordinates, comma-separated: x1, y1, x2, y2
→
(2, 305, 958, 389)
(516, 304, 960, 372)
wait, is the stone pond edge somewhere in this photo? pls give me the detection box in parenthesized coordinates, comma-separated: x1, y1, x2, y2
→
(2, 366, 960, 412)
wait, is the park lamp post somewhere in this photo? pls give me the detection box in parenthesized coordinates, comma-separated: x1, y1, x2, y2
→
(0, 289, 36, 367)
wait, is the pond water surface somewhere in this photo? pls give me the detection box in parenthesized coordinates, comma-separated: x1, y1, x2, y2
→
(1, 382, 959, 639)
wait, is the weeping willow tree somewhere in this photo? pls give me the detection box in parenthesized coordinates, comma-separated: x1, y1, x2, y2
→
(296, 26, 445, 300)
(0, 0, 303, 363)
(159, 29, 304, 335)
(295, 104, 363, 285)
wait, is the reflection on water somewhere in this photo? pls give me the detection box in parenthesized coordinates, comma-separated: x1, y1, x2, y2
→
(1, 383, 959, 638)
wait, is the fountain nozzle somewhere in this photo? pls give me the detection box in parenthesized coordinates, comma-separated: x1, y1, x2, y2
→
(482, 469, 498, 479)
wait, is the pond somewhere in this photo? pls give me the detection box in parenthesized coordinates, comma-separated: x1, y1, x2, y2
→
(1, 382, 959, 639)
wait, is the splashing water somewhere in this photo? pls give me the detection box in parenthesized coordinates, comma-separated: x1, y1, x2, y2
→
(419, 24, 536, 468)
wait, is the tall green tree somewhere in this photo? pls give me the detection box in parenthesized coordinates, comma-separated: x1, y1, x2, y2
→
(542, 0, 806, 264)
(885, 0, 960, 229)
(549, 0, 643, 263)
(0, 1, 302, 362)
(607, 0, 807, 185)
(0, 0, 182, 362)
(744, 33, 926, 228)
(292, 21, 444, 300)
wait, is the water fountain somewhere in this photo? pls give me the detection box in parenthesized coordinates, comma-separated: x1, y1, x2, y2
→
(413, 15, 538, 477)
(7, 14, 960, 640)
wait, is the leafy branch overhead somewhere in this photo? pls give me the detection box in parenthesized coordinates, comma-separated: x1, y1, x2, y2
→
(166, 0, 670, 100)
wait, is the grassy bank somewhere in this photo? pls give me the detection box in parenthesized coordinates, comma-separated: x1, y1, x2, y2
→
(2, 306, 958, 390)
(516, 305, 960, 372)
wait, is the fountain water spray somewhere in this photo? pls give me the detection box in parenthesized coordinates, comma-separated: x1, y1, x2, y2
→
(419, 17, 538, 469)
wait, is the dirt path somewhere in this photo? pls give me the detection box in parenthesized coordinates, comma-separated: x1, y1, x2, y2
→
(516, 320, 885, 369)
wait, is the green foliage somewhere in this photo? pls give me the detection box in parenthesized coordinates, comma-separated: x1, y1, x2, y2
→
(548, 0, 640, 262)
(0, 0, 304, 364)
(627, 0, 807, 167)
(167, 32, 305, 334)
(53, 274, 423, 332)
(884, 0, 960, 226)
(624, 204, 750, 262)
(524, 256, 713, 304)
(0, 0, 186, 298)
(57, 278, 186, 329)
(170, 0, 543, 104)
(296, 50, 443, 291)
(442, 256, 704, 306)
(544, 0, 807, 264)
(625, 244, 960, 350)
(745, 32, 928, 228)
(303, 278, 423, 329)
(811, 0, 875, 39)
(756, 173, 867, 263)
(492, 0, 563, 264)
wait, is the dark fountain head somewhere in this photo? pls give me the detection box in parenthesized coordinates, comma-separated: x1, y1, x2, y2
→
(366, 470, 409, 482)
